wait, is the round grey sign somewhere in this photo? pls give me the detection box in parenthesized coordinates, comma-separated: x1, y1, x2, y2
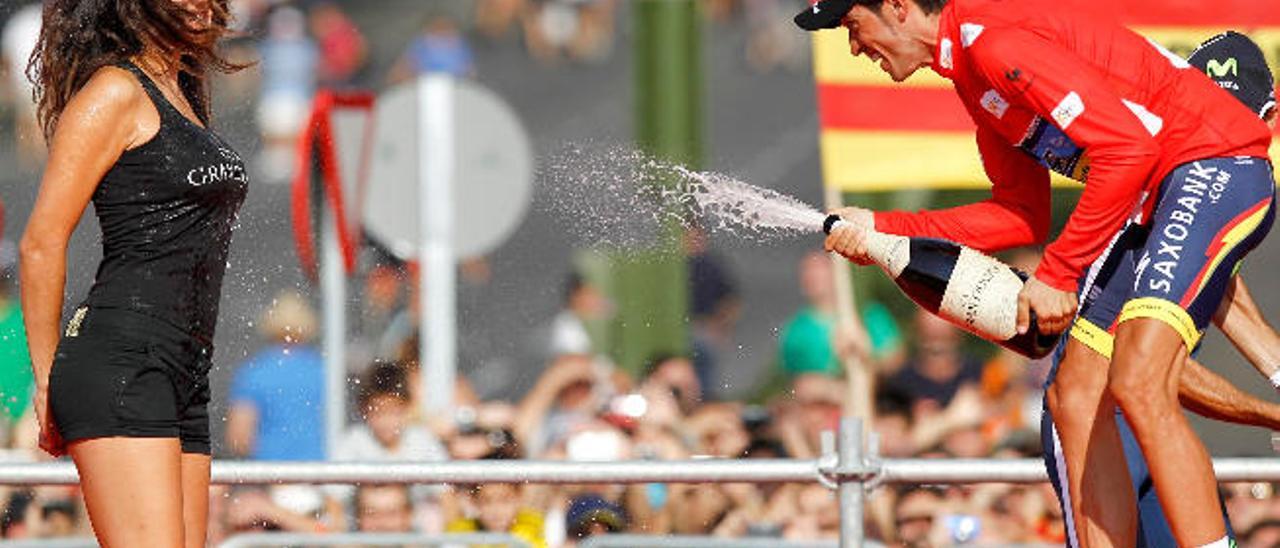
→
(363, 79, 534, 260)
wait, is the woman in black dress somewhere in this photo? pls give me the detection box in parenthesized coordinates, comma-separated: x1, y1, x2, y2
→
(19, 1, 245, 545)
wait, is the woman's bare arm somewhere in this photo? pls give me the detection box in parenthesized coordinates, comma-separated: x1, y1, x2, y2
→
(20, 67, 147, 392)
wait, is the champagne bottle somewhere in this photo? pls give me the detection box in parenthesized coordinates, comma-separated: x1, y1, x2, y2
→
(823, 215, 1060, 359)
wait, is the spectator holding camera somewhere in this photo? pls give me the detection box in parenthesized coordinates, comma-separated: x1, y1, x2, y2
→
(640, 354, 702, 415)
(224, 486, 339, 535)
(514, 354, 628, 456)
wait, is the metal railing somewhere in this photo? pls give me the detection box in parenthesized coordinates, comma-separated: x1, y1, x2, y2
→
(579, 536, 844, 548)
(217, 532, 531, 548)
(1, 456, 1275, 486)
(1, 419, 1278, 547)
(0, 540, 97, 548)
(0, 533, 533, 548)
(578, 538, 1053, 548)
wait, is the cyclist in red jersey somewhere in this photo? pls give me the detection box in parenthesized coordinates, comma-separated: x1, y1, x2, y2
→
(796, 1, 1276, 546)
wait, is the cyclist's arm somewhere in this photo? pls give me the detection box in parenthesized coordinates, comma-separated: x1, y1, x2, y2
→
(968, 29, 1163, 293)
(1213, 276, 1280, 390)
(1180, 357, 1280, 430)
(874, 124, 1052, 252)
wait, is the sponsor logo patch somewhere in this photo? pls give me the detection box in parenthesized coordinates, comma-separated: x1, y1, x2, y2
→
(980, 89, 1009, 119)
(939, 38, 954, 70)
(65, 306, 87, 338)
(1206, 57, 1239, 78)
(1051, 92, 1085, 129)
(1018, 117, 1090, 181)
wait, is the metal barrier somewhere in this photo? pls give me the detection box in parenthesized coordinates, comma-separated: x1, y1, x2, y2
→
(0, 459, 817, 485)
(577, 538, 1063, 548)
(217, 532, 531, 548)
(1, 455, 1278, 485)
(0, 533, 533, 548)
(579, 535, 844, 548)
(0, 534, 1066, 548)
(0, 540, 97, 548)
(2, 419, 1279, 547)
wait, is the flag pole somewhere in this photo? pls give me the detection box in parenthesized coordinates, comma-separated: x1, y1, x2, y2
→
(823, 186, 874, 423)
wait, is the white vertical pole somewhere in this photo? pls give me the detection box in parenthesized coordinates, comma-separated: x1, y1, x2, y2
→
(321, 200, 346, 459)
(838, 418, 865, 548)
(419, 74, 456, 416)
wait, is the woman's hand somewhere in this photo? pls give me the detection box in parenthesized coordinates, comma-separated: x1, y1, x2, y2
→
(34, 385, 65, 457)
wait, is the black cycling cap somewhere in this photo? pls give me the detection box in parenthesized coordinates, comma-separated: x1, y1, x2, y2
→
(1187, 31, 1276, 118)
(795, 0, 856, 31)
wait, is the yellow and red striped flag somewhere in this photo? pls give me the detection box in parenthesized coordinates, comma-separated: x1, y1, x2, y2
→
(813, 0, 1280, 192)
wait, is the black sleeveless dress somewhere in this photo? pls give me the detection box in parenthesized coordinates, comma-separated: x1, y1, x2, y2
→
(49, 61, 247, 454)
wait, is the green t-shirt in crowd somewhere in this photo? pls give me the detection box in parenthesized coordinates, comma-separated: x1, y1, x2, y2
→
(778, 301, 901, 377)
(0, 301, 32, 422)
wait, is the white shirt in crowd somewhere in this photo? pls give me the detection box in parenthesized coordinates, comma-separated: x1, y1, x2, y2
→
(2, 3, 41, 104)
(335, 424, 449, 463)
(549, 310, 591, 356)
(328, 425, 450, 503)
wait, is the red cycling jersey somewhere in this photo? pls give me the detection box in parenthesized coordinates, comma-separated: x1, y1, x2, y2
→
(872, 0, 1273, 292)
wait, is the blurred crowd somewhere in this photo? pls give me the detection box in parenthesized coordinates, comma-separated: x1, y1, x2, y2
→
(2, 1, 1280, 547)
(0, 241, 1277, 546)
(0, 0, 812, 181)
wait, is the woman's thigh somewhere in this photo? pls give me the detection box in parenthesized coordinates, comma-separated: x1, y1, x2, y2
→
(70, 436, 185, 548)
(181, 452, 211, 548)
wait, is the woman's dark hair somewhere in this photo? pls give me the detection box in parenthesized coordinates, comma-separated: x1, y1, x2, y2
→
(26, 0, 246, 140)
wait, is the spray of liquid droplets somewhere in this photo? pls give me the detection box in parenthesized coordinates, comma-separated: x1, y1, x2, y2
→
(666, 165, 828, 239)
(538, 144, 828, 249)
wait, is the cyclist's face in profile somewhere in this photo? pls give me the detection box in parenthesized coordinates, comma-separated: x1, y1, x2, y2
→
(842, 2, 934, 82)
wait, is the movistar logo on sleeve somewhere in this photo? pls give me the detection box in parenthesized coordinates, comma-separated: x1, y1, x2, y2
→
(1206, 57, 1239, 78)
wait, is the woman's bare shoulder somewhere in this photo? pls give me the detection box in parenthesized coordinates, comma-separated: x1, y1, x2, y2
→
(66, 65, 145, 114)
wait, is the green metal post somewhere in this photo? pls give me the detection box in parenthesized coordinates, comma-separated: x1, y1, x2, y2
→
(609, 0, 702, 373)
